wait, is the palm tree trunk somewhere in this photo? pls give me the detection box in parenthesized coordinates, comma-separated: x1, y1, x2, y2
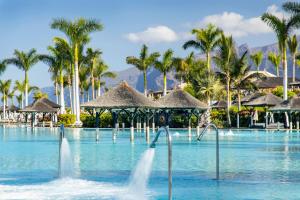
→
(91, 76, 95, 100)
(237, 91, 241, 128)
(276, 65, 279, 77)
(283, 48, 288, 100)
(59, 70, 65, 114)
(206, 52, 210, 72)
(97, 79, 101, 96)
(55, 81, 59, 104)
(292, 54, 296, 82)
(143, 70, 147, 96)
(72, 72, 76, 115)
(3, 94, 6, 120)
(21, 93, 24, 109)
(68, 75, 73, 114)
(163, 72, 167, 96)
(226, 78, 231, 127)
(91, 59, 95, 100)
(74, 45, 81, 124)
(25, 71, 28, 106)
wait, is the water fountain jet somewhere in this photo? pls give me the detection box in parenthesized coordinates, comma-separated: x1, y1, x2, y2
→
(150, 126, 172, 200)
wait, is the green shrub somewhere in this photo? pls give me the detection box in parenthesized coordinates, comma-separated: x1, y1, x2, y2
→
(272, 86, 296, 99)
(58, 114, 75, 126)
(80, 112, 113, 128)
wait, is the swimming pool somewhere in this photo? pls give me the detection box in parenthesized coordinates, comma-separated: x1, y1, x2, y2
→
(1, 126, 300, 199)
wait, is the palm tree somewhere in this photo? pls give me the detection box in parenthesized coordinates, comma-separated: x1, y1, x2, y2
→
(79, 67, 89, 103)
(126, 44, 160, 96)
(7, 89, 15, 106)
(261, 12, 300, 100)
(213, 34, 235, 127)
(33, 90, 48, 100)
(183, 24, 221, 72)
(86, 48, 102, 100)
(53, 37, 74, 113)
(250, 51, 263, 71)
(231, 51, 257, 128)
(0, 80, 12, 119)
(13, 80, 25, 109)
(154, 49, 174, 96)
(51, 17, 103, 124)
(268, 52, 281, 77)
(16, 94, 22, 108)
(173, 52, 195, 85)
(287, 35, 298, 82)
(40, 42, 69, 114)
(93, 60, 116, 96)
(5, 49, 40, 106)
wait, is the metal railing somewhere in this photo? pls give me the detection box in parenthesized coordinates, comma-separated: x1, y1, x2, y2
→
(150, 126, 172, 200)
(197, 123, 219, 180)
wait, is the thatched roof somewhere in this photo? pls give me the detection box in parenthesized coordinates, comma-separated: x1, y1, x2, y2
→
(81, 81, 161, 109)
(157, 89, 208, 110)
(241, 92, 264, 104)
(270, 97, 300, 112)
(254, 77, 299, 89)
(243, 93, 283, 107)
(8, 105, 20, 112)
(20, 97, 60, 113)
(212, 100, 227, 109)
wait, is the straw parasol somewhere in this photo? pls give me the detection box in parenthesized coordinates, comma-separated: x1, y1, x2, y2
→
(20, 97, 60, 113)
(81, 81, 161, 109)
(243, 93, 282, 107)
(157, 89, 208, 110)
(270, 97, 300, 112)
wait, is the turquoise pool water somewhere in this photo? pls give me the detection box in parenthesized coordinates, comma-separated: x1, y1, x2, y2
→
(1, 126, 300, 199)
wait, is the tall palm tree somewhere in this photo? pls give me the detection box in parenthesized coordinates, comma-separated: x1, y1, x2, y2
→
(268, 52, 281, 77)
(13, 80, 25, 108)
(154, 49, 174, 96)
(51, 17, 103, 124)
(183, 24, 221, 72)
(231, 51, 257, 128)
(126, 44, 160, 96)
(261, 12, 300, 100)
(5, 49, 40, 106)
(287, 35, 298, 82)
(173, 52, 195, 85)
(0, 80, 11, 119)
(94, 60, 116, 96)
(250, 51, 263, 71)
(85, 48, 102, 100)
(54, 37, 74, 113)
(40, 42, 69, 114)
(213, 34, 235, 127)
(7, 89, 15, 106)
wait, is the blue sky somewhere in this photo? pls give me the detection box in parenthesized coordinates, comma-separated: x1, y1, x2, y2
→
(0, 0, 287, 87)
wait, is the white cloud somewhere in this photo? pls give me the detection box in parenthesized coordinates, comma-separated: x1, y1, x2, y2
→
(193, 4, 288, 38)
(125, 26, 178, 43)
(198, 12, 271, 38)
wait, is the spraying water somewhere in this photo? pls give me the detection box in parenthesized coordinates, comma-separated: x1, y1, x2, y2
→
(59, 138, 74, 178)
(126, 148, 155, 200)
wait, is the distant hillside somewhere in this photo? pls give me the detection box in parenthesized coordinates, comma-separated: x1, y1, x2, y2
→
(34, 37, 300, 106)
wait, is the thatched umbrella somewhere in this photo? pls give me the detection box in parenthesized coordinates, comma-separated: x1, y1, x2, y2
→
(20, 97, 60, 127)
(243, 93, 283, 128)
(211, 100, 227, 109)
(270, 97, 300, 112)
(7, 105, 20, 112)
(81, 81, 161, 142)
(157, 89, 208, 110)
(269, 97, 300, 129)
(81, 81, 160, 109)
(157, 89, 208, 137)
